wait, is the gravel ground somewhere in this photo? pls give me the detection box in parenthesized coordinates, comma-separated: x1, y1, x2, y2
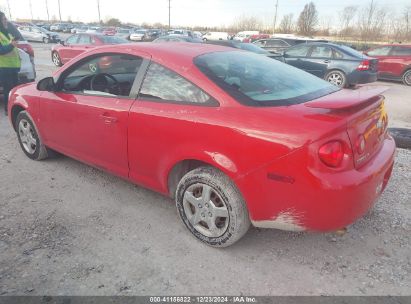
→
(0, 42, 410, 296)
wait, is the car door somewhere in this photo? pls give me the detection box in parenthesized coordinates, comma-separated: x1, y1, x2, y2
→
(38, 53, 146, 178)
(303, 45, 334, 78)
(387, 46, 411, 77)
(283, 44, 312, 71)
(365, 46, 392, 76)
(18, 26, 31, 41)
(30, 27, 44, 42)
(128, 61, 216, 189)
(59, 35, 80, 63)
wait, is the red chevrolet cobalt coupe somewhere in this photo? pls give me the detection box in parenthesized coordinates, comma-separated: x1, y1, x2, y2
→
(8, 43, 395, 247)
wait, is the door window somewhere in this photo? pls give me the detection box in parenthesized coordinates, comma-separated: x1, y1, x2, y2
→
(391, 47, 411, 56)
(254, 40, 266, 47)
(310, 46, 333, 58)
(61, 54, 143, 98)
(78, 35, 92, 44)
(266, 40, 288, 47)
(139, 63, 212, 104)
(285, 45, 310, 57)
(367, 46, 392, 56)
(66, 35, 79, 45)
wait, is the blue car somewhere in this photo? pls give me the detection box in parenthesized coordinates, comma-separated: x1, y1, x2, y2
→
(282, 42, 378, 88)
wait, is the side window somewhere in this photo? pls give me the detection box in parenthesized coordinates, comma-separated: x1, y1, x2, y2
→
(78, 35, 91, 44)
(391, 47, 411, 56)
(267, 40, 288, 47)
(310, 46, 333, 58)
(333, 50, 344, 59)
(139, 63, 212, 104)
(367, 46, 391, 56)
(285, 45, 310, 57)
(254, 40, 266, 47)
(61, 54, 143, 98)
(66, 35, 79, 45)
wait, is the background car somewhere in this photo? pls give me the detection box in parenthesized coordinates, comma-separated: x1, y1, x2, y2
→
(115, 28, 132, 40)
(282, 42, 378, 88)
(8, 43, 394, 247)
(71, 26, 89, 34)
(153, 35, 203, 43)
(202, 32, 229, 41)
(129, 29, 148, 41)
(18, 25, 60, 43)
(243, 33, 271, 43)
(254, 38, 327, 54)
(51, 34, 129, 66)
(205, 40, 284, 61)
(364, 44, 411, 86)
(50, 23, 71, 32)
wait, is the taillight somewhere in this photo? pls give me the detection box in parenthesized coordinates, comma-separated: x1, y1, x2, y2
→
(357, 60, 370, 71)
(318, 141, 344, 168)
(355, 135, 366, 154)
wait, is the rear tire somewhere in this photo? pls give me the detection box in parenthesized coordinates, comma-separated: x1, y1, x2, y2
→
(402, 70, 411, 86)
(325, 70, 347, 88)
(52, 51, 62, 67)
(176, 167, 250, 248)
(16, 111, 49, 161)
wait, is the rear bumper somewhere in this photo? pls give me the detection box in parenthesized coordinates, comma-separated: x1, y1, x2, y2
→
(237, 135, 396, 232)
(348, 70, 378, 85)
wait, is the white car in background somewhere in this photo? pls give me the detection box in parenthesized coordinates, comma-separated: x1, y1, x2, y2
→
(17, 47, 36, 83)
(129, 29, 147, 41)
(202, 32, 229, 41)
(233, 31, 259, 42)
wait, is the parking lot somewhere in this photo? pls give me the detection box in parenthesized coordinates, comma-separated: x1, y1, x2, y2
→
(0, 41, 410, 296)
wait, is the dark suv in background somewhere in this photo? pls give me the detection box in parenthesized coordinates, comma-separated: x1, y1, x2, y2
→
(282, 42, 378, 88)
(253, 38, 327, 54)
(365, 44, 411, 86)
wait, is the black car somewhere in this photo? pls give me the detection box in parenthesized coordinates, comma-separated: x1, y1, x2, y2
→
(281, 42, 378, 88)
(153, 35, 203, 43)
(253, 38, 327, 54)
(205, 40, 284, 61)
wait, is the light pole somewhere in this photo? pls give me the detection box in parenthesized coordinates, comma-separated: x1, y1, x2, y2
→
(97, 0, 101, 24)
(273, 0, 279, 34)
(29, 0, 34, 21)
(45, 0, 50, 21)
(168, 0, 171, 29)
(6, 0, 12, 20)
(58, 0, 62, 21)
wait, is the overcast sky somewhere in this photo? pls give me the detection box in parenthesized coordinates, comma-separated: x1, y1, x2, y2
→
(1, 0, 409, 27)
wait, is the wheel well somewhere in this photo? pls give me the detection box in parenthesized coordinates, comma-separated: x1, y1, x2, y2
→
(402, 67, 411, 76)
(11, 105, 25, 131)
(167, 159, 212, 199)
(326, 69, 346, 77)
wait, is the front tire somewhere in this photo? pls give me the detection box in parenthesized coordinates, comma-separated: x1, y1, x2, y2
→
(16, 111, 48, 161)
(176, 167, 250, 247)
(402, 70, 411, 86)
(325, 70, 347, 88)
(52, 51, 62, 67)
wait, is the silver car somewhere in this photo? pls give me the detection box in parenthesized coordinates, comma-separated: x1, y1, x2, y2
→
(18, 26, 60, 43)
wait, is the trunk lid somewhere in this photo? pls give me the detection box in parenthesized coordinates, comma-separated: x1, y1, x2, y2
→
(306, 86, 389, 168)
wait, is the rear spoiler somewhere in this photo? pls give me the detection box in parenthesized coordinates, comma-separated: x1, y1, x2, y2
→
(305, 86, 389, 110)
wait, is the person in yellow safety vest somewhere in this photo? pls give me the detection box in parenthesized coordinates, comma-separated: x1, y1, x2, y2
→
(0, 11, 21, 116)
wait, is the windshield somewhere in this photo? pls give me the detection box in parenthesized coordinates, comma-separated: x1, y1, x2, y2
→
(99, 36, 128, 44)
(235, 43, 269, 54)
(194, 51, 339, 106)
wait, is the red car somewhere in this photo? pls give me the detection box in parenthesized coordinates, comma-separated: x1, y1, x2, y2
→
(8, 43, 395, 247)
(51, 33, 128, 66)
(243, 34, 271, 43)
(365, 44, 411, 85)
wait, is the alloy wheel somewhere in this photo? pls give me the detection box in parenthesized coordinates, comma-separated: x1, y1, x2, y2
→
(18, 119, 37, 155)
(327, 72, 344, 87)
(182, 183, 229, 238)
(52, 53, 61, 66)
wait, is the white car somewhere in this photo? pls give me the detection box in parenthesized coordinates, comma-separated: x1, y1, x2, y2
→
(129, 30, 147, 41)
(233, 31, 259, 42)
(18, 25, 60, 44)
(17, 47, 36, 83)
(202, 32, 229, 41)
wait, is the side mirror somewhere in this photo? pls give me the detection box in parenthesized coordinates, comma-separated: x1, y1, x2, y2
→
(37, 77, 56, 91)
(59, 40, 65, 46)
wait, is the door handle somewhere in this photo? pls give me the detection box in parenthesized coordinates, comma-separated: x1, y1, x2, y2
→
(100, 113, 118, 124)
(323, 60, 331, 63)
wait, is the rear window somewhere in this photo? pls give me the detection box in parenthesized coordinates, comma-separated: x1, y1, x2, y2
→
(337, 45, 365, 58)
(99, 36, 128, 44)
(194, 51, 338, 107)
(236, 43, 269, 54)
